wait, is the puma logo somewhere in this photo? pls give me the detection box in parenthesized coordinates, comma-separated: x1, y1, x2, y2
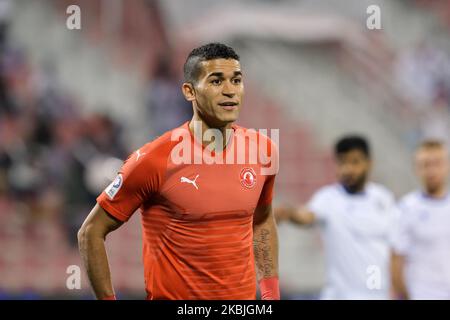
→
(180, 174, 199, 190)
(136, 149, 146, 161)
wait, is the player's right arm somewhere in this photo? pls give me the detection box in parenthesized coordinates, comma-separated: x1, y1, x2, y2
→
(77, 140, 168, 299)
(77, 204, 123, 299)
(274, 205, 316, 225)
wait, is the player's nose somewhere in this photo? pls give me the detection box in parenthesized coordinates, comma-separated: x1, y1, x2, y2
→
(222, 81, 236, 97)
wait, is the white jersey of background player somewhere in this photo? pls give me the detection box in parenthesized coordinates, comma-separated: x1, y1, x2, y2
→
(276, 136, 398, 299)
(391, 140, 450, 300)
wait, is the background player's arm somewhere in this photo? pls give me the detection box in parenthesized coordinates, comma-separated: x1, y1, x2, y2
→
(274, 205, 316, 225)
(390, 250, 409, 300)
(253, 203, 280, 299)
(78, 203, 123, 299)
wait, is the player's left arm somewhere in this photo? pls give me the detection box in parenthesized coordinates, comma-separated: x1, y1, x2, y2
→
(253, 202, 280, 300)
(390, 250, 409, 300)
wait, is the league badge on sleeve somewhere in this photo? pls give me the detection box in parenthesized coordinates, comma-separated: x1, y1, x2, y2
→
(105, 174, 123, 199)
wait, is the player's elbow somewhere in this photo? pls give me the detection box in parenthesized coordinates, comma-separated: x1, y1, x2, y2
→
(77, 223, 97, 249)
(77, 224, 88, 249)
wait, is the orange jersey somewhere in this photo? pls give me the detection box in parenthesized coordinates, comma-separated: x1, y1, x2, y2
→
(96, 121, 277, 300)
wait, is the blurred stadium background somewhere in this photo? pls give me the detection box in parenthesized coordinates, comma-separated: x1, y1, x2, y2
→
(0, 0, 449, 299)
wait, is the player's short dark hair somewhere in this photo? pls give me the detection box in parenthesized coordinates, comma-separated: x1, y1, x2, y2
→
(417, 139, 446, 151)
(183, 42, 240, 84)
(335, 135, 370, 158)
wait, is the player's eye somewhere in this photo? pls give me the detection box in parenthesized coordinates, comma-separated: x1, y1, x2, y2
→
(232, 78, 242, 85)
(211, 79, 221, 85)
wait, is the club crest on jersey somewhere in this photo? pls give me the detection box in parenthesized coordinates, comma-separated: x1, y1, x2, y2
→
(105, 174, 123, 199)
(240, 168, 256, 189)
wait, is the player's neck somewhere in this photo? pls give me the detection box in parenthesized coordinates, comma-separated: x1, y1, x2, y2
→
(188, 117, 234, 150)
(341, 182, 366, 195)
(423, 185, 448, 199)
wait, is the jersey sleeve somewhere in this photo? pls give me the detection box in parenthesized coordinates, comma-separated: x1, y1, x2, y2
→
(307, 187, 330, 223)
(257, 174, 276, 207)
(96, 142, 167, 222)
(257, 133, 278, 207)
(382, 191, 402, 248)
(390, 201, 413, 255)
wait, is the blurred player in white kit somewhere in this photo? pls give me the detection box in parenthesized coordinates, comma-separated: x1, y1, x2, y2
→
(391, 140, 450, 300)
(276, 135, 398, 299)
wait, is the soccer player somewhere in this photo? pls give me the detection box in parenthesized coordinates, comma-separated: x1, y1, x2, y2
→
(77, 43, 280, 300)
(391, 140, 450, 299)
(276, 136, 397, 299)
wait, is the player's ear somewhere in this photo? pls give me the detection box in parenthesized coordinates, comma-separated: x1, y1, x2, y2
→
(182, 82, 196, 102)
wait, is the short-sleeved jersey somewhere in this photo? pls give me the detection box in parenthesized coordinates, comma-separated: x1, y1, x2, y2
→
(391, 191, 450, 299)
(307, 182, 398, 299)
(96, 121, 278, 299)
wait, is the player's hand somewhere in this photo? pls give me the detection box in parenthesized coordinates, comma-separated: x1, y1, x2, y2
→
(274, 206, 295, 223)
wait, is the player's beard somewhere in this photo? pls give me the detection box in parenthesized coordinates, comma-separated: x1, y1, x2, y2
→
(424, 179, 446, 197)
(342, 172, 367, 194)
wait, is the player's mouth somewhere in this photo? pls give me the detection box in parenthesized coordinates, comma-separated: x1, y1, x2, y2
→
(218, 101, 239, 110)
